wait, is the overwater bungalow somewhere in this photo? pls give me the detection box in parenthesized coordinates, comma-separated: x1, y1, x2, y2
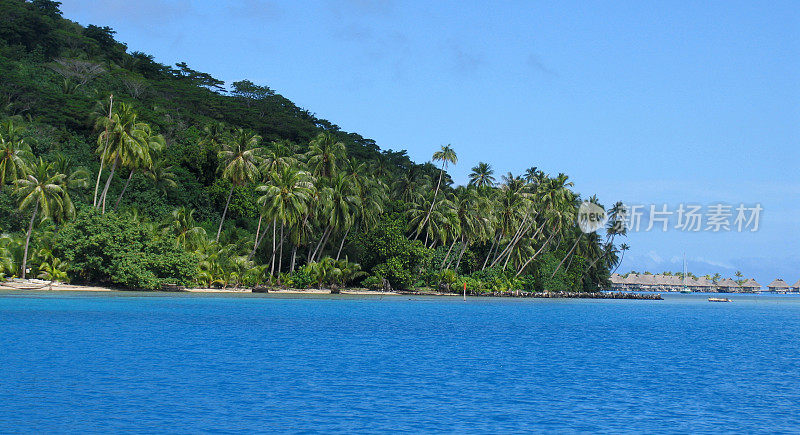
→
(739, 279, 762, 293)
(767, 279, 790, 293)
(716, 278, 740, 293)
(792, 279, 800, 292)
(693, 277, 717, 292)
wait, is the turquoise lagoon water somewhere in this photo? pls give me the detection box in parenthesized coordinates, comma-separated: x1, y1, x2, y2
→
(1, 291, 799, 433)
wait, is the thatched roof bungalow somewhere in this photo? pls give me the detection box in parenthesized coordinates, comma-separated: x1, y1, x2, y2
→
(767, 279, 790, 292)
(692, 277, 717, 292)
(716, 278, 740, 292)
(791, 279, 800, 292)
(739, 279, 761, 292)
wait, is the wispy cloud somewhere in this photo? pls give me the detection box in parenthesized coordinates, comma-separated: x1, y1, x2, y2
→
(526, 53, 558, 76)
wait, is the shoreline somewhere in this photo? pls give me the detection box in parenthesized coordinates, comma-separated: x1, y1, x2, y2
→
(0, 279, 663, 299)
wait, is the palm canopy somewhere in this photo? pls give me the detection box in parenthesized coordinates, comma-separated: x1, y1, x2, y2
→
(432, 144, 458, 168)
(260, 139, 298, 175)
(257, 166, 314, 227)
(50, 152, 89, 222)
(307, 132, 346, 179)
(95, 103, 150, 168)
(162, 207, 207, 250)
(468, 162, 495, 188)
(0, 120, 33, 190)
(219, 128, 263, 185)
(15, 158, 65, 220)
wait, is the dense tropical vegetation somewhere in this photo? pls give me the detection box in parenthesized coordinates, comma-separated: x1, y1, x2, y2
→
(0, 0, 627, 292)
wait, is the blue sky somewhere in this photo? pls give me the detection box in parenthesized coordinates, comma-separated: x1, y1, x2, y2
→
(59, 0, 800, 285)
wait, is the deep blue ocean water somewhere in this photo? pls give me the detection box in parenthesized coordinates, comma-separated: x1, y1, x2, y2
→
(1, 291, 799, 433)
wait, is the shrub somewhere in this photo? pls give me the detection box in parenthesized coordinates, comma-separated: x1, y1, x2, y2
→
(285, 269, 314, 289)
(351, 212, 431, 290)
(53, 209, 197, 289)
(361, 275, 384, 290)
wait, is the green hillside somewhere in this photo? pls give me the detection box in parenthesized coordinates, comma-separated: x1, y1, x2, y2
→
(0, 0, 626, 292)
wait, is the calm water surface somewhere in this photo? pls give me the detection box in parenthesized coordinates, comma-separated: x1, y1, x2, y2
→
(1, 291, 799, 433)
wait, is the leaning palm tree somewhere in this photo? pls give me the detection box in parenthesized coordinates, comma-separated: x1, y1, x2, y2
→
(14, 158, 64, 279)
(417, 144, 457, 239)
(216, 128, 263, 241)
(612, 243, 630, 274)
(95, 103, 149, 213)
(114, 126, 165, 209)
(0, 120, 32, 190)
(468, 162, 495, 188)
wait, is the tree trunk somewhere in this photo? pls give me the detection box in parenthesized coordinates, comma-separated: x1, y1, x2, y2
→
(335, 226, 350, 261)
(612, 251, 626, 274)
(94, 94, 113, 207)
(516, 231, 557, 277)
(21, 201, 38, 279)
(248, 215, 270, 261)
(100, 156, 118, 214)
(269, 217, 277, 277)
(278, 223, 285, 277)
(114, 170, 134, 211)
(290, 244, 298, 272)
(316, 226, 333, 262)
(311, 225, 330, 262)
(216, 185, 234, 242)
(417, 164, 444, 239)
(552, 234, 582, 278)
(454, 237, 468, 272)
(440, 239, 456, 270)
(491, 211, 533, 268)
(482, 234, 499, 270)
(253, 215, 263, 251)
(93, 156, 105, 207)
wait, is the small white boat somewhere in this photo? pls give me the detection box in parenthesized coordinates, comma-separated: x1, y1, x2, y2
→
(708, 297, 731, 302)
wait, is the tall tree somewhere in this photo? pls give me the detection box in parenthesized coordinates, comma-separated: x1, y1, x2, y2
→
(257, 166, 313, 277)
(95, 102, 149, 213)
(306, 132, 346, 179)
(0, 121, 32, 190)
(216, 128, 263, 241)
(468, 162, 495, 188)
(13, 158, 64, 279)
(115, 125, 165, 209)
(417, 144, 457, 239)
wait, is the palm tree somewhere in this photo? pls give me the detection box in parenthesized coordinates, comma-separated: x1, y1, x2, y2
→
(145, 159, 178, 196)
(90, 94, 113, 206)
(326, 172, 361, 261)
(416, 145, 457, 239)
(162, 207, 207, 251)
(114, 125, 165, 209)
(515, 174, 575, 276)
(307, 132, 346, 179)
(14, 158, 64, 279)
(468, 162, 495, 188)
(612, 243, 630, 274)
(37, 257, 69, 283)
(95, 103, 150, 213)
(261, 139, 298, 174)
(51, 153, 89, 223)
(0, 120, 32, 190)
(256, 166, 313, 276)
(216, 128, 263, 241)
